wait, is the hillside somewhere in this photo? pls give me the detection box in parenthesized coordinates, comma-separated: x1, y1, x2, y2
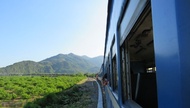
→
(0, 53, 103, 75)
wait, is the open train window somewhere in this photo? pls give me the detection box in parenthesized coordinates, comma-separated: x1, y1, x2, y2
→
(121, 4, 158, 108)
(129, 7, 158, 108)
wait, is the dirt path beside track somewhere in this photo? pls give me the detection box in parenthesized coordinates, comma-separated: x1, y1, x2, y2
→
(78, 77, 99, 108)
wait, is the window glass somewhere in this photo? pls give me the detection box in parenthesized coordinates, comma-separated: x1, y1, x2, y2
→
(112, 55, 118, 92)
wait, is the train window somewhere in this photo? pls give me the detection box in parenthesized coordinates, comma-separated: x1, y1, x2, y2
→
(107, 55, 112, 87)
(121, 47, 127, 102)
(128, 6, 158, 108)
(112, 55, 118, 93)
(119, 3, 158, 107)
(106, 55, 111, 87)
(121, 43, 132, 103)
(108, 64, 112, 87)
(120, 45, 130, 103)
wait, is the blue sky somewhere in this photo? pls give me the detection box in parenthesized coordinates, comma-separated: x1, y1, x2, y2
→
(0, 0, 108, 67)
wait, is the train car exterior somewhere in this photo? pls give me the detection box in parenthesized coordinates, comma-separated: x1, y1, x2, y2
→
(99, 0, 190, 108)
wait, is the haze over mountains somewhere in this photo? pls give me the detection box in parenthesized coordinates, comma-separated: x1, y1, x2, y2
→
(0, 53, 103, 75)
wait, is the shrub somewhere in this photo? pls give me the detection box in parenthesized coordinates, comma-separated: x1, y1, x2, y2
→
(21, 93, 31, 99)
(24, 102, 41, 108)
(12, 93, 17, 99)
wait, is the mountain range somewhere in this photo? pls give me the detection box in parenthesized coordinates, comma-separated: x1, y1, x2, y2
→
(0, 53, 103, 75)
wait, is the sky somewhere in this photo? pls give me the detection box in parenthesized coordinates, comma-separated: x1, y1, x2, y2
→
(0, 0, 108, 67)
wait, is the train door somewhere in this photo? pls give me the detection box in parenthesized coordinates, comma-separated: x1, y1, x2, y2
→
(120, 4, 158, 108)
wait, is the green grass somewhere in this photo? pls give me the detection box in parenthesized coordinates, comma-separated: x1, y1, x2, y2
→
(0, 75, 86, 107)
(24, 80, 93, 108)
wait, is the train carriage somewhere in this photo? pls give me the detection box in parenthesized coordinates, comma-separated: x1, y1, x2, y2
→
(99, 0, 190, 108)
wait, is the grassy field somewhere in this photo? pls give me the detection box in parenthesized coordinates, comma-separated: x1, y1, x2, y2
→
(24, 78, 98, 108)
(0, 75, 86, 107)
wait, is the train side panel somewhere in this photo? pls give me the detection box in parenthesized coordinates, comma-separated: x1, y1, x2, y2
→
(100, 0, 190, 108)
(151, 0, 190, 107)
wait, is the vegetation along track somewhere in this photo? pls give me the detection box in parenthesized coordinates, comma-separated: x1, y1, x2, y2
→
(24, 77, 99, 108)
